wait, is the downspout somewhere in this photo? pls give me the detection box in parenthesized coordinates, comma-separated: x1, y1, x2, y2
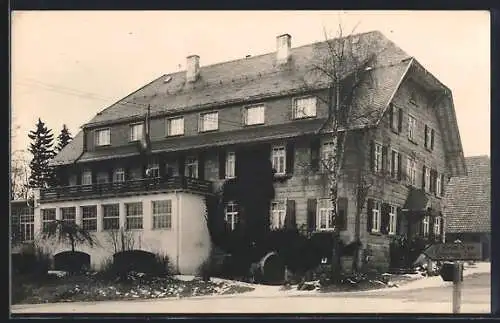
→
(175, 190, 181, 274)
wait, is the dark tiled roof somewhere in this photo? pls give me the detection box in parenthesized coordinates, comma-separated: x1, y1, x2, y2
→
(83, 31, 410, 128)
(444, 155, 490, 233)
(49, 131, 84, 166)
(78, 118, 327, 163)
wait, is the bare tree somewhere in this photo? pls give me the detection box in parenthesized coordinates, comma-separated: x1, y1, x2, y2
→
(106, 228, 137, 254)
(297, 24, 391, 278)
(11, 150, 31, 201)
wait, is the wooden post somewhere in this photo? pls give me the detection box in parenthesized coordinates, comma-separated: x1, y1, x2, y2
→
(452, 261, 463, 313)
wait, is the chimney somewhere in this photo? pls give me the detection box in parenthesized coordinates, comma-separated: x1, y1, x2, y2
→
(186, 55, 200, 82)
(276, 34, 291, 65)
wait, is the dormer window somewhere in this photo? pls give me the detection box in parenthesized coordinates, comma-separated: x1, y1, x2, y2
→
(95, 128, 110, 146)
(244, 105, 265, 125)
(129, 123, 143, 142)
(293, 96, 317, 119)
(199, 112, 218, 132)
(166, 117, 184, 136)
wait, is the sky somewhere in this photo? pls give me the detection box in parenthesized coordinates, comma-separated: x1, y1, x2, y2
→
(11, 10, 490, 159)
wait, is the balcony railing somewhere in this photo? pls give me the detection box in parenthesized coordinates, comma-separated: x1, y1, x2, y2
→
(40, 176, 213, 201)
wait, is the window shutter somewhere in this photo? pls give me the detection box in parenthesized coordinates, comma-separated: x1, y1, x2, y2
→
(431, 170, 437, 193)
(396, 207, 402, 234)
(389, 105, 394, 129)
(310, 138, 321, 172)
(367, 198, 374, 232)
(198, 152, 205, 180)
(419, 218, 425, 236)
(439, 214, 444, 237)
(337, 197, 348, 231)
(286, 142, 295, 175)
(218, 149, 226, 179)
(397, 108, 403, 133)
(381, 203, 390, 234)
(422, 165, 426, 190)
(178, 155, 185, 176)
(440, 174, 445, 197)
(424, 125, 429, 148)
(429, 214, 435, 241)
(285, 199, 296, 230)
(431, 129, 435, 150)
(382, 145, 388, 174)
(370, 140, 375, 172)
(307, 198, 317, 232)
(397, 152, 403, 180)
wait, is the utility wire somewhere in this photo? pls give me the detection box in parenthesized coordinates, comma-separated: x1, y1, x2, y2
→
(15, 78, 244, 128)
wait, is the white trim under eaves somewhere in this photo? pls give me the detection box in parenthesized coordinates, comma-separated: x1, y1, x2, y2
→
(374, 58, 414, 128)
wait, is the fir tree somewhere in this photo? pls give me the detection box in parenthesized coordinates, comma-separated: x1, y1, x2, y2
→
(28, 118, 56, 188)
(56, 124, 73, 153)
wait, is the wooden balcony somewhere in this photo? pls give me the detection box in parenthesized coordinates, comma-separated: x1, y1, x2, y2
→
(40, 176, 213, 202)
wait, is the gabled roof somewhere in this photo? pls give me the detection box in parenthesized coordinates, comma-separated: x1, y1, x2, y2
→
(49, 131, 84, 166)
(443, 155, 490, 233)
(53, 30, 465, 177)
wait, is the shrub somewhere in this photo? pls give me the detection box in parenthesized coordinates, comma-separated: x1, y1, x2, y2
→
(98, 250, 172, 281)
(11, 244, 52, 277)
(390, 235, 431, 269)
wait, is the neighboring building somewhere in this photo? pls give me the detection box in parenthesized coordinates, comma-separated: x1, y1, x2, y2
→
(444, 155, 490, 260)
(32, 31, 466, 274)
(10, 200, 35, 254)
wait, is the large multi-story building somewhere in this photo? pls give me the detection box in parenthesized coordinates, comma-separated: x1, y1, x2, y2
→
(30, 31, 466, 274)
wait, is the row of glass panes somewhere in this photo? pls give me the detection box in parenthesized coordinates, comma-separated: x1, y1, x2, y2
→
(39, 200, 173, 232)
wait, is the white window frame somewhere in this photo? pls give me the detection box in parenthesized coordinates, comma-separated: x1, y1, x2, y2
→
(81, 205, 97, 232)
(224, 201, 239, 231)
(388, 205, 397, 235)
(185, 157, 199, 178)
(113, 168, 125, 183)
(270, 200, 287, 230)
(199, 111, 219, 132)
(81, 169, 92, 185)
(407, 158, 417, 186)
(19, 214, 35, 242)
(147, 162, 160, 178)
(129, 123, 143, 142)
(125, 202, 143, 230)
(166, 117, 184, 136)
(374, 142, 383, 173)
(390, 149, 400, 179)
(61, 207, 76, 224)
(321, 141, 334, 172)
(245, 105, 265, 126)
(95, 128, 110, 146)
(371, 200, 381, 233)
(434, 216, 441, 236)
(317, 198, 334, 231)
(293, 96, 317, 119)
(41, 208, 56, 233)
(152, 200, 172, 230)
(102, 204, 120, 231)
(424, 166, 431, 192)
(271, 145, 286, 175)
(225, 151, 236, 179)
(423, 215, 430, 237)
(408, 115, 417, 142)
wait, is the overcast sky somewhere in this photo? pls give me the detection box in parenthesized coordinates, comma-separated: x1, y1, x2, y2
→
(11, 10, 490, 158)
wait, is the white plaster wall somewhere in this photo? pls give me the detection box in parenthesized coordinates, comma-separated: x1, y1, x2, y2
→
(178, 193, 211, 275)
(33, 192, 207, 274)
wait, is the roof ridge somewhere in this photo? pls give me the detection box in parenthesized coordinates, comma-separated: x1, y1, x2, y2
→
(182, 30, 382, 73)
